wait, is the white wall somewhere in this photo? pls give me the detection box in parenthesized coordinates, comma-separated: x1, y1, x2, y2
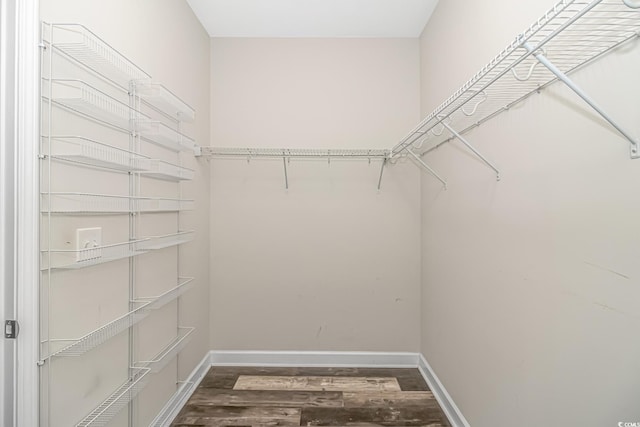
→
(209, 38, 423, 351)
(39, 0, 210, 425)
(419, 1, 640, 426)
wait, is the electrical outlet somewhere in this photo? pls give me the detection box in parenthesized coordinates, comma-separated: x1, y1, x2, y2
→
(76, 227, 102, 262)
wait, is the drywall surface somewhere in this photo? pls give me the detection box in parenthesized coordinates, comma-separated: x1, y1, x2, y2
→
(419, 1, 640, 426)
(210, 38, 422, 351)
(39, 1, 210, 426)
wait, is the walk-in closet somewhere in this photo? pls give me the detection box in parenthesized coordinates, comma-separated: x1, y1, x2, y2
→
(1, 0, 639, 426)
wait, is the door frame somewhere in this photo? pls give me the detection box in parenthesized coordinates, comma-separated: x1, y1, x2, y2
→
(0, 1, 17, 424)
(1, 0, 40, 425)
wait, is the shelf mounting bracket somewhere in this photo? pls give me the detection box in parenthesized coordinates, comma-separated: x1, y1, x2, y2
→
(377, 158, 387, 191)
(523, 41, 639, 159)
(407, 149, 447, 189)
(439, 117, 501, 180)
(282, 154, 289, 189)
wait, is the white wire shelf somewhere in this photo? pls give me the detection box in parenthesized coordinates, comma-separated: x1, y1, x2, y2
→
(42, 193, 133, 213)
(201, 146, 390, 159)
(45, 136, 150, 171)
(135, 327, 195, 373)
(48, 23, 150, 89)
(392, 0, 640, 159)
(41, 193, 194, 213)
(134, 119, 196, 152)
(137, 197, 195, 212)
(49, 302, 152, 358)
(137, 231, 195, 251)
(139, 159, 195, 181)
(75, 367, 150, 427)
(136, 277, 195, 311)
(47, 278, 194, 359)
(132, 80, 195, 122)
(41, 238, 148, 270)
(49, 79, 132, 129)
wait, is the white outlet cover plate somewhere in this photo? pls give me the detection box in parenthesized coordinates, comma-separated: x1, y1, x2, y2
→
(76, 227, 102, 261)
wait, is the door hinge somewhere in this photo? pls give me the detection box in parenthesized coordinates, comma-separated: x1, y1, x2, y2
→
(4, 320, 19, 339)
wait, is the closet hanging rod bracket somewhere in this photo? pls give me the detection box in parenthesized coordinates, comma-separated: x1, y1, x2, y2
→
(521, 41, 639, 159)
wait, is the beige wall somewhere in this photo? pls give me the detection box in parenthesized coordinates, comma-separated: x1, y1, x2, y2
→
(419, 1, 640, 426)
(210, 38, 422, 351)
(39, 0, 210, 425)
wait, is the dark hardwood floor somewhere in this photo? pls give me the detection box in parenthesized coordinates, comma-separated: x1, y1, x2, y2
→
(171, 366, 451, 426)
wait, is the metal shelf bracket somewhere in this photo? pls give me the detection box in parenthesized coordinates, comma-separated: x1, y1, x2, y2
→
(407, 149, 447, 189)
(522, 41, 639, 159)
(282, 153, 289, 189)
(377, 158, 387, 191)
(439, 117, 501, 180)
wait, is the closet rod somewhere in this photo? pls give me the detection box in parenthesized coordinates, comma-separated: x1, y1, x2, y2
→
(201, 146, 390, 159)
(204, 146, 390, 189)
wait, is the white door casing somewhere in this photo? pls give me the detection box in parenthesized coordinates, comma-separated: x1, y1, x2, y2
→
(1, 0, 17, 424)
(1, 0, 40, 425)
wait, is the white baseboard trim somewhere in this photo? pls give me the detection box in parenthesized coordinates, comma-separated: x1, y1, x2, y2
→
(209, 350, 420, 368)
(152, 350, 469, 427)
(150, 351, 213, 427)
(417, 354, 471, 427)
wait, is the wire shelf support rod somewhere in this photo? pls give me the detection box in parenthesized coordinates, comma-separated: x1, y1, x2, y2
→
(440, 117, 501, 180)
(522, 40, 639, 158)
(407, 149, 447, 189)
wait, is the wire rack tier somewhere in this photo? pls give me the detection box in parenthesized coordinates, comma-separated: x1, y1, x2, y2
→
(41, 238, 149, 270)
(136, 277, 195, 310)
(48, 23, 150, 89)
(136, 327, 196, 373)
(75, 367, 150, 427)
(47, 278, 194, 359)
(49, 79, 132, 130)
(391, 0, 640, 159)
(138, 231, 195, 251)
(41, 193, 195, 213)
(48, 302, 151, 358)
(135, 119, 196, 152)
(140, 159, 195, 181)
(132, 80, 196, 122)
(45, 136, 150, 171)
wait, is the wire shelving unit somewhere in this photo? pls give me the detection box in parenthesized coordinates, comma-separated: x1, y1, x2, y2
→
(40, 21, 198, 427)
(201, 0, 640, 188)
(390, 0, 640, 184)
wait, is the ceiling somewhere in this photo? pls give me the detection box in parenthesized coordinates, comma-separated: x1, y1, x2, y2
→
(186, 0, 440, 38)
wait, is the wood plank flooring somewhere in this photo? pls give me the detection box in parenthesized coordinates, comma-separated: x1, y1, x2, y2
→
(172, 367, 451, 427)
